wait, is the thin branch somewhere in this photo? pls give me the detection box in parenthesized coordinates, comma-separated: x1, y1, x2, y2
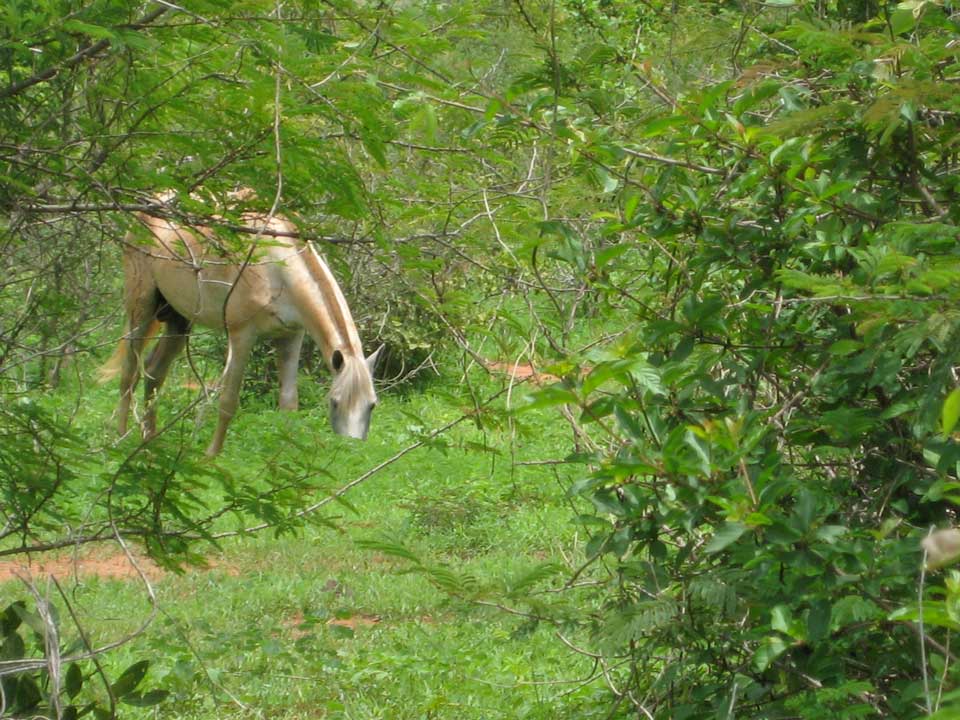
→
(0, 5, 171, 101)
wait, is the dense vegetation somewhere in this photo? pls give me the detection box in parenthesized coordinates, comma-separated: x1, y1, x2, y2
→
(2, 0, 960, 717)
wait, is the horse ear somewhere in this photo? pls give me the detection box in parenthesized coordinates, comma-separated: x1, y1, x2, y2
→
(366, 345, 384, 375)
(331, 349, 345, 372)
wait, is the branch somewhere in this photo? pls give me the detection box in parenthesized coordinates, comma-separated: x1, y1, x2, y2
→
(0, 5, 171, 102)
(621, 147, 726, 175)
(18, 202, 370, 244)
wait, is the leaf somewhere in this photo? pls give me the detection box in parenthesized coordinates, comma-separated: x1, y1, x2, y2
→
(889, 7, 917, 34)
(66, 663, 83, 698)
(516, 386, 579, 412)
(506, 563, 564, 595)
(828, 339, 863, 356)
(62, 19, 117, 40)
(807, 600, 832, 643)
(591, 489, 625, 516)
(941, 388, 960, 437)
(638, 115, 686, 139)
(354, 538, 422, 565)
(754, 635, 788, 672)
(1, 601, 25, 636)
(360, 131, 387, 168)
(614, 406, 645, 440)
(122, 690, 170, 707)
(426, 565, 474, 593)
(922, 702, 960, 720)
(889, 602, 960, 630)
(684, 429, 711, 475)
(814, 525, 848, 543)
(630, 361, 666, 396)
(112, 660, 150, 698)
(12, 674, 42, 712)
(771, 604, 793, 635)
(705, 523, 748, 553)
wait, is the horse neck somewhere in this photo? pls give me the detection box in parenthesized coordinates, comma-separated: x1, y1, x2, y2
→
(299, 242, 365, 363)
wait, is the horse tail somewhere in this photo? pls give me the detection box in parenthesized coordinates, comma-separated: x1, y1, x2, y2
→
(96, 318, 161, 384)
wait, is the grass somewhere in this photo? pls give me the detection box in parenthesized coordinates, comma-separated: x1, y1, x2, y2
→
(1, 356, 606, 719)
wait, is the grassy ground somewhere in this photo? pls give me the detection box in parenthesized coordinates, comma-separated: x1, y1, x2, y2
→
(1, 358, 607, 719)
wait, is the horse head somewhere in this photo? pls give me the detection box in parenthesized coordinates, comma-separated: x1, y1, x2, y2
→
(328, 346, 381, 440)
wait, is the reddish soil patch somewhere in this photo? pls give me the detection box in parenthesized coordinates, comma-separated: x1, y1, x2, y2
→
(327, 614, 381, 630)
(0, 548, 164, 585)
(483, 360, 560, 385)
(180, 380, 217, 392)
(283, 610, 381, 638)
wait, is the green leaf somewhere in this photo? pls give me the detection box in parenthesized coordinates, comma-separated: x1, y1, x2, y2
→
(506, 563, 564, 596)
(516, 386, 579, 412)
(890, 7, 917, 34)
(62, 19, 117, 40)
(754, 635, 788, 671)
(922, 702, 960, 720)
(66, 663, 83, 698)
(705, 523, 748, 554)
(1, 601, 25, 636)
(355, 538, 422, 565)
(13, 674, 42, 712)
(807, 599, 832, 643)
(889, 603, 960, 630)
(591, 489, 625, 516)
(112, 660, 150, 698)
(684, 428, 711, 475)
(360, 132, 387, 168)
(941, 388, 960, 437)
(122, 690, 170, 707)
(771, 604, 794, 635)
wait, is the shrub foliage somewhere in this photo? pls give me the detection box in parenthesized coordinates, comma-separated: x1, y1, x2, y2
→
(2, 0, 960, 717)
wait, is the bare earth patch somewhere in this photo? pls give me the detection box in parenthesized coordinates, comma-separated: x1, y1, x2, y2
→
(483, 360, 560, 385)
(327, 614, 381, 630)
(0, 548, 164, 585)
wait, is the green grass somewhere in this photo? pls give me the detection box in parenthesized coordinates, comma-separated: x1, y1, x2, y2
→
(1, 357, 606, 719)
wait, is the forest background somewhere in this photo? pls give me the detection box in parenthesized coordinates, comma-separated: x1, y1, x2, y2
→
(2, 0, 960, 718)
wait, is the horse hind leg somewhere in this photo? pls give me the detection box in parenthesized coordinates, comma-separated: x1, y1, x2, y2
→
(117, 307, 159, 438)
(117, 243, 159, 436)
(142, 307, 191, 439)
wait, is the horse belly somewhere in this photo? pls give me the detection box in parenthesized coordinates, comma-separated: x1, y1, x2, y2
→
(168, 267, 297, 335)
(144, 233, 300, 333)
(150, 259, 230, 329)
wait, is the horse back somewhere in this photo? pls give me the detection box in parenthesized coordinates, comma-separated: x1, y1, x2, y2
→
(127, 212, 306, 334)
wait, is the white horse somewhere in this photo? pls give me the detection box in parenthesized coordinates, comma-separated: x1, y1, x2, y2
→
(101, 195, 379, 455)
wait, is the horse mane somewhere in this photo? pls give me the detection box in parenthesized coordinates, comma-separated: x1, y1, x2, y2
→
(301, 242, 363, 356)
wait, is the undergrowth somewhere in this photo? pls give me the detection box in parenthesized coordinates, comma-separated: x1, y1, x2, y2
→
(1, 352, 589, 719)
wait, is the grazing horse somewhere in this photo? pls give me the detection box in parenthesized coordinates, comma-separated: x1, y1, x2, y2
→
(102, 196, 379, 455)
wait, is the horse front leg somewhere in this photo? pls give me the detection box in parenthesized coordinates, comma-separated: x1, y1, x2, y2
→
(206, 326, 256, 456)
(275, 330, 305, 411)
